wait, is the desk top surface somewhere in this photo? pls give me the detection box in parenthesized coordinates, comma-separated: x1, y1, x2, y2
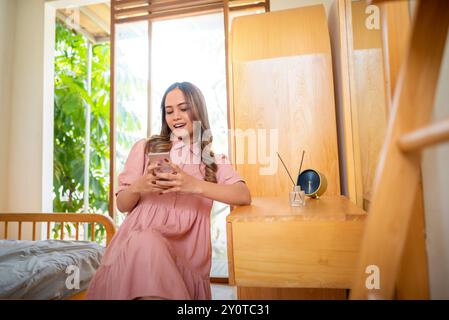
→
(227, 196, 366, 222)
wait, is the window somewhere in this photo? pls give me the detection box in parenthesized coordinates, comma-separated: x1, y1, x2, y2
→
(150, 13, 228, 156)
(115, 21, 149, 226)
(115, 21, 149, 171)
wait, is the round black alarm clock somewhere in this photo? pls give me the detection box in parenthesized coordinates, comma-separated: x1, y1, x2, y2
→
(297, 169, 327, 198)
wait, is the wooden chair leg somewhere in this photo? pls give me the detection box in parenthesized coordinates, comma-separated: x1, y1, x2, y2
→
(395, 180, 429, 299)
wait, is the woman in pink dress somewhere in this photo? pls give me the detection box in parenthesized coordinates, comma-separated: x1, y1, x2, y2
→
(86, 82, 251, 300)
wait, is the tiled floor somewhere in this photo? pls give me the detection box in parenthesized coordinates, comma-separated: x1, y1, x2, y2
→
(211, 284, 237, 300)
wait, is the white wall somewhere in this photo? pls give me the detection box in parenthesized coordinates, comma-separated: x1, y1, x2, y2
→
(422, 31, 449, 300)
(0, 0, 16, 213)
(7, 0, 47, 213)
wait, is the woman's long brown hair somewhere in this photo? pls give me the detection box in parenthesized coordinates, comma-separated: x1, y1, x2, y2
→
(145, 82, 218, 183)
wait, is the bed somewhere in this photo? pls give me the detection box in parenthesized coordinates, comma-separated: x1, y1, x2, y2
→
(0, 213, 116, 300)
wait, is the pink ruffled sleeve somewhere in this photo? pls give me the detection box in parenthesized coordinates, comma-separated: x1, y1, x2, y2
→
(116, 139, 147, 196)
(215, 154, 245, 185)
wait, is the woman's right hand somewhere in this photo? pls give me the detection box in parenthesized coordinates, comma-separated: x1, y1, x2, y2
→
(129, 162, 169, 194)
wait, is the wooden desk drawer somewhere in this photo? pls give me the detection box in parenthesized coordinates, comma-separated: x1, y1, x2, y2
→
(228, 219, 365, 289)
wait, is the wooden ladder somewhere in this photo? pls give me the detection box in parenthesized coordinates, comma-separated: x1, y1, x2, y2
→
(350, 0, 449, 299)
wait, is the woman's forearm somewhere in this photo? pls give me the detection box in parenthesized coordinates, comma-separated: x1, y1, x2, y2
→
(116, 188, 141, 213)
(197, 181, 251, 206)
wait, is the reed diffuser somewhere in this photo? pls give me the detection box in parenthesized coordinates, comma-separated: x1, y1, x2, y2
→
(277, 152, 306, 207)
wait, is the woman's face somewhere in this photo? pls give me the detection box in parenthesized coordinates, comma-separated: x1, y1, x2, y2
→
(164, 88, 194, 140)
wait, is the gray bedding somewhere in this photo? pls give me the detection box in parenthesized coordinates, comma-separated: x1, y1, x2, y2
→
(0, 239, 104, 299)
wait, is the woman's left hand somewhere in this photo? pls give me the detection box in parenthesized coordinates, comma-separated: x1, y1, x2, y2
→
(154, 161, 203, 195)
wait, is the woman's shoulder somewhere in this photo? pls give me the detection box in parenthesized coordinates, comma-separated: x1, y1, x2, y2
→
(123, 139, 148, 164)
(134, 138, 148, 147)
(129, 138, 148, 153)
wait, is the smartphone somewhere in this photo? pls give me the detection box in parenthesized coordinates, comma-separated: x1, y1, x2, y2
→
(147, 152, 173, 174)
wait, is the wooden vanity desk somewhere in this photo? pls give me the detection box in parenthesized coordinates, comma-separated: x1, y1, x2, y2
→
(226, 196, 367, 299)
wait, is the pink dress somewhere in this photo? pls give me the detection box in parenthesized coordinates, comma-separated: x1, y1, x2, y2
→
(86, 139, 244, 300)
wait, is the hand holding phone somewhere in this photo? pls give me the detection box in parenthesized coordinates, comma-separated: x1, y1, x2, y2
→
(147, 152, 174, 174)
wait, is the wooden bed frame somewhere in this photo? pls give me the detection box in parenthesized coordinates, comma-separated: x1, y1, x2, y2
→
(0, 213, 117, 300)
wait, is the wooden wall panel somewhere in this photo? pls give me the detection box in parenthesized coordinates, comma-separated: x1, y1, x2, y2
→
(232, 6, 331, 61)
(329, 0, 365, 206)
(352, 50, 388, 204)
(351, 0, 383, 50)
(346, 0, 388, 207)
(231, 5, 340, 197)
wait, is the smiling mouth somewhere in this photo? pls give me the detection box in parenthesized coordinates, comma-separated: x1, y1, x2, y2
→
(173, 123, 186, 129)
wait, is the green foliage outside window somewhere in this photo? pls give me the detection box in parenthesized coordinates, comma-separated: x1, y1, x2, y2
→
(53, 22, 110, 243)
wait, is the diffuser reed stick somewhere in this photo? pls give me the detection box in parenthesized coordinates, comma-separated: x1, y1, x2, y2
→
(298, 150, 305, 176)
(277, 152, 295, 186)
